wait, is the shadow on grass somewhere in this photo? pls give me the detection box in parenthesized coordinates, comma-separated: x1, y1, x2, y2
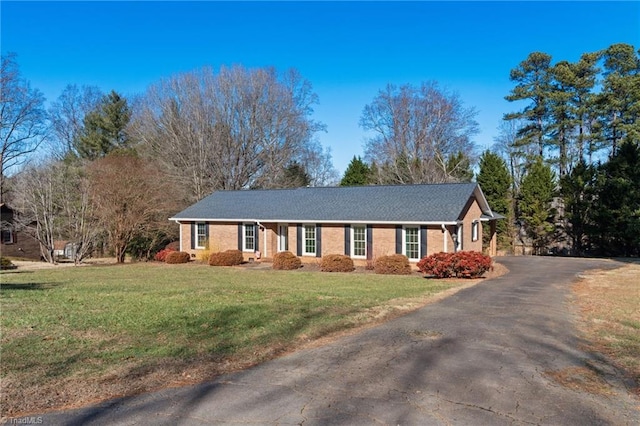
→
(0, 282, 58, 291)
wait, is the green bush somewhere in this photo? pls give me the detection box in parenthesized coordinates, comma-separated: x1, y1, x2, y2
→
(165, 251, 191, 264)
(320, 254, 354, 272)
(208, 250, 244, 266)
(1, 257, 16, 270)
(374, 254, 412, 275)
(272, 251, 302, 270)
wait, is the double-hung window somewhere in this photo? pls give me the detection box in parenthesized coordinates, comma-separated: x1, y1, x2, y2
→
(404, 226, 420, 261)
(303, 224, 316, 256)
(195, 223, 207, 249)
(351, 225, 366, 258)
(243, 223, 255, 252)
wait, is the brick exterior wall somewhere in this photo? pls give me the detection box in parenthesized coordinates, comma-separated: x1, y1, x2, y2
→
(460, 199, 483, 252)
(178, 196, 487, 264)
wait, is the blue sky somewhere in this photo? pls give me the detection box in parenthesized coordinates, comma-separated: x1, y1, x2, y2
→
(2, 1, 639, 174)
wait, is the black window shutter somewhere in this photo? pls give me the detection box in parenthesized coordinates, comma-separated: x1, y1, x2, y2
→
(366, 224, 373, 260)
(254, 224, 259, 252)
(191, 223, 196, 250)
(205, 223, 209, 248)
(395, 225, 402, 254)
(344, 225, 350, 256)
(420, 225, 427, 259)
(296, 224, 302, 256)
(237, 223, 243, 250)
(316, 224, 322, 258)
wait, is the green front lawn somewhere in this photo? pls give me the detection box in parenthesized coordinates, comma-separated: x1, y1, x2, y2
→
(1, 262, 459, 415)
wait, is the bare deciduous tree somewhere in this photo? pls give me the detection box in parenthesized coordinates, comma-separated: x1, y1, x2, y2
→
(360, 82, 478, 184)
(132, 65, 326, 202)
(48, 84, 103, 159)
(13, 160, 61, 263)
(87, 154, 176, 263)
(1, 53, 48, 202)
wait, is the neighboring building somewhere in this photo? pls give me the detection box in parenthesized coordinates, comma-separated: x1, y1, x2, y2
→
(170, 183, 502, 265)
(0, 203, 41, 260)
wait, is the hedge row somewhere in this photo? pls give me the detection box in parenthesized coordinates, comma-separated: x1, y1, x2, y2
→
(417, 251, 492, 278)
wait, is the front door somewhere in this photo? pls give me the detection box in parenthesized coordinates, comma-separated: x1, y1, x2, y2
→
(278, 224, 288, 252)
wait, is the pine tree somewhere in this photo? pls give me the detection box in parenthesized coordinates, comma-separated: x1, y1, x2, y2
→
(476, 151, 512, 250)
(518, 156, 556, 254)
(504, 52, 553, 157)
(340, 156, 372, 186)
(76, 90, 132, 160)
(594, 44, 640, 157)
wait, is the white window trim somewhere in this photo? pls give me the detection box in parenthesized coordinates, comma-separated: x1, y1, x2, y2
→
(243, 223, 256, 252)
(471, 220, 479, 242)
(1, 229, 14, 244)
(351, 225, 367, 259)
(195, 222, 207, 249)
(303, 224, 316, 256)
(277, 223, 288, 252)
(402, 226, 420, 261)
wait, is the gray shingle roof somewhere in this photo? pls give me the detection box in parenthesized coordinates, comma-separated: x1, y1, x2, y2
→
(171, 183, 493, 224)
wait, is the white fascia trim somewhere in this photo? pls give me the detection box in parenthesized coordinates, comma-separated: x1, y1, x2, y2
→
(171, 218, 459, 226)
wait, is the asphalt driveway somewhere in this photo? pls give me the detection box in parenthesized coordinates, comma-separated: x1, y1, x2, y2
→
(30, 257, 640, 425)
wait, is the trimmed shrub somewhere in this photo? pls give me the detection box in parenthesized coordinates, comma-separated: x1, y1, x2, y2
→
(1, 256, 16, 270)
(417, 252, 455, 278)
(374, 254, 412, 275)
(320, 254, 355, 272)
(208, 250, 244, 266)
(272, 251, 302, 270)
(165, 251, 190, 264)
(452, 251, 492, 278)
(417, 251, 492, 278)
(154, 248, 176, 262)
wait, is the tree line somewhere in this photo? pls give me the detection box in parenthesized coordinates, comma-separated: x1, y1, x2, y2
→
(340, 43, 639, 257)
(1, 43, 637, 262)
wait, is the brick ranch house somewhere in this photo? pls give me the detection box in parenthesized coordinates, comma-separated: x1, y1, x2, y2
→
(170, 183, 502, 266)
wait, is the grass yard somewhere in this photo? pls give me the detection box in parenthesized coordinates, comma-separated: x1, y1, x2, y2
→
(573, 261, 640, 395)
(1, 262, 470, 416)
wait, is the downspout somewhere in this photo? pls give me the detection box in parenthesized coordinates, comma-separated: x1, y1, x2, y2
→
(256, 221, 267, 259)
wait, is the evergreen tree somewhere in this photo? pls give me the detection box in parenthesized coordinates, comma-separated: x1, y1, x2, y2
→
(278, 161, 311, 188)
(560, 160, 598, 255)
(76, 90, 132, 160)
(504, 52, 553, 157)
(476, 151, 512, 250)
(518, 156, 556, 254)
(445, 151, 474, 182)
(340, 156, 371, 186)
(594, 44, 640, 157)
(589, 142, 640, 256)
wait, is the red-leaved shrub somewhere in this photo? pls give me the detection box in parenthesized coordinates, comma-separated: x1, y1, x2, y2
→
(272, 251, 302, 270)
(165, 251, 191, 264)
(208, 250, 244, 266)
(374, 254, 412, 275)
(418, 251, 492, 278)
(416, 252, 455, 278)
(155, 248, 176, 262)
(320, 254, 355, 272)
